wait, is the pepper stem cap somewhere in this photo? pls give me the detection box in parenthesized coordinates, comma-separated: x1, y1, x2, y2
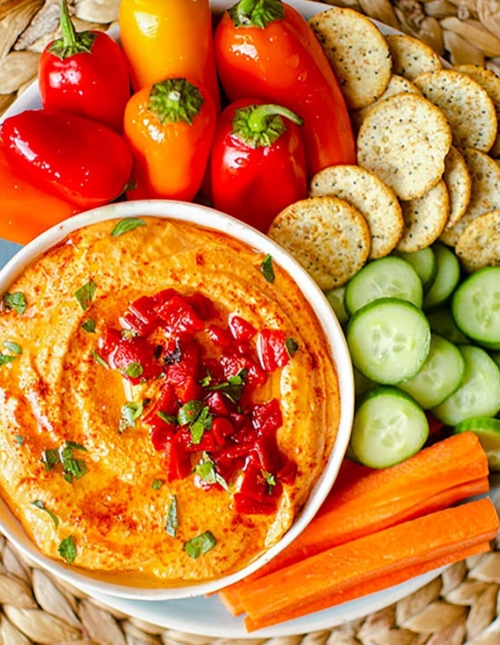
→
(232, 103, 303, 148)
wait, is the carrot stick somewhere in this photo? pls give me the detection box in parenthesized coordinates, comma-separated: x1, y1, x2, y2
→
(244, 539, 493, 632)
(219, 475, 489, 616)
(240, 433, 488, 584)
(237, 498, 499, 623)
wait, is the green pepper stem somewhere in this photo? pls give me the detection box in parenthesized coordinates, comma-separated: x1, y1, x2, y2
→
(247, 104, 303, 132)
(60, 0, 77, 51)
(237, 0, 258, 20)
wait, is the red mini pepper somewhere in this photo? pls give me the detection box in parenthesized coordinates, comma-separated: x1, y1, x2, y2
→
(210, 99, 307, 232)
(214, 0, 356, 177)
(39, 0, 131, 132)
(0, 110, 133, 210)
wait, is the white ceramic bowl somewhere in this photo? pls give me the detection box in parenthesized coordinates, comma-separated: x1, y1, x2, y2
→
(0, 199, 354, 600)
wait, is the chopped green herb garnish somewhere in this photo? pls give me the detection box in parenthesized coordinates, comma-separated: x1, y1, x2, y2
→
(152, 478, 165, 490)
(183, 531, 217, 559)
(14, 434, 25, 446)
(195, 453, 229, 492)
(178, 400, 203, 426)
(92, 351, 108, 368)
(119, 400, 146, 433)
(41, 442, 87, 483)
(190, 406, 212, 444)
(58, 535, 76, 564)
(0, 354, 17, 366)
(74, 280, 96, 311)
(111, 218, 146, 237)
(157, 411, 178, 425)
(3, 292, 27, 315)
(200, 373, 212, 387)
(207, 369, 247, 403)
(285, 337, 299, 357)
(126, 362, 143, 378)
(261, 254, 275, 283)
(262, 470, 276, 494)
(166, 495, 178, 538)
(41, 448, 61, 471)
(81, 319, 96, 333)
(3, 341, 22, 355)
(32, 500, 59, 528)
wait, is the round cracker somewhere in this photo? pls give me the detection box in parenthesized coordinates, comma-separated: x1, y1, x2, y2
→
(454, 64, 500, 158)
(456, 209, 500, 272)
(357, 92, 452, 200)
(397, 180, 450, 253)
(268, 196, 371, 290)
(443, 146, 472, 228)
(355, 74, 422, 124)
(386, 34, 442, 81)
(440, 148, 500, 246)
(308, 7, 391, 110)
(309, 164, 404, 259)
(414, 69, 498, 153)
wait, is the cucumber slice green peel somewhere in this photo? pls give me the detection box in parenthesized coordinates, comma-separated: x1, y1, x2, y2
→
(423, 242, 461, 311)
(344, 256, 423, 316)
(347, 297, 431, 385)
(351, 386, 429, 469)
(392, 247, 437, 292)
(451, 267, 500, 349)
(454, 417, 500, 471)
(397, 333, 465, 409)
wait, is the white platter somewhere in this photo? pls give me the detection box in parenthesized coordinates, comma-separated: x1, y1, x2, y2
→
(0, 0, 449, 637)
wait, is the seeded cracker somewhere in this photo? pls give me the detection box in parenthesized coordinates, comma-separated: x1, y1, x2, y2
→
(414, 69, 498, 153)
(456, 209, 500, 272)
(357, 92, 452, 201)
(308, 7, 392, 110)
(268, 196, 371, 290)
(309, 164, 404, 259)
(443, 146, 472, 228)
(397, 180, 450, 253)
(386, 34, 442, 81)
(355, 74, 422, 126)
(454, 64, 500, 158)
(440, 148, 500, 246)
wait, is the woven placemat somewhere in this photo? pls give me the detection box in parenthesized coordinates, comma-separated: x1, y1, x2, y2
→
(1, 1, 500, 643)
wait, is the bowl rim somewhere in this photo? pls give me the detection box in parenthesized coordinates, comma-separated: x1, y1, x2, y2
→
(0, 199, 354, 600)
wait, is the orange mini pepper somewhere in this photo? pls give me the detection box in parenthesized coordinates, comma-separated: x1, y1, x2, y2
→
(119, 0, 220, 109)
(0, 143, 79, 245)
(124, 78, 217, 202)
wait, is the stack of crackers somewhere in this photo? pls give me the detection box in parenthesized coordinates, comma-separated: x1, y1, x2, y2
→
(269, 6, 500, 289)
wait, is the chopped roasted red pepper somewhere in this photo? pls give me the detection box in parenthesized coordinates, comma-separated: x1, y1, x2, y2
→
(164, 435, 192, 481)
(207, 323, 232, 348)
(251, 399, 283, 434)
(157, 293, 205, 335)
(258, 328, 290, 372)
(229, 314, 257, 342)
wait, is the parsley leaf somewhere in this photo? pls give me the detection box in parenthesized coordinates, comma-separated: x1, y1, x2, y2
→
(41, 442, 88, 483)
(189, 406, 212, 444)
(14, 434, 25, 446)
(183, 531, 216, 559)
(119, 400, 145, 433)
(81, 319, 96, 333)
(166, 495, 178, 538)
(3, 341, 22, 355)
(195, 453, 229, 492)
(32, 500, 59, 528)
(3, 292, 27, 315)
(126, 362, 143, 378)
(92, 351, 108, 368)
(261, 254, 275, 283)
(262, 470, 276, 495)
(111, 218, 146, 237)
(208, 369, 247, 403)
(152, 478, 165, 490)
(285, 337, 299, 357)
(0, 354, 17, 366)
(178, 400, 203, 426)
(74, 280, 96, 311)
(58, 535, 76, 564)
(157, 411, 178, 425)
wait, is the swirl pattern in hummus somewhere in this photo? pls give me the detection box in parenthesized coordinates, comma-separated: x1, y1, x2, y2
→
(0, 217, 340, 585)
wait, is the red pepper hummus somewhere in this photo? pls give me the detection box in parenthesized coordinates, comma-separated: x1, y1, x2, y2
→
(0, 216, 340, 585)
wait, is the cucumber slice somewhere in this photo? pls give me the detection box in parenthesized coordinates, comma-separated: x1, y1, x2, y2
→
(432, 345, 500, 426)
(351, 386, 429, 468)
(454, 417, 500, 471)
(451, 267, 500, 350)
(423, 243, 461, 311)
(344, 256, 423, 316)
(427, 308, 470, 345)
(492, 352, 500, 369)
(354, 367, 376, 397)
(392, 247, 437, 292)
(397, 333, 465, 408)
(325, 285, 349, 326)
(347, 297, 431, 384)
